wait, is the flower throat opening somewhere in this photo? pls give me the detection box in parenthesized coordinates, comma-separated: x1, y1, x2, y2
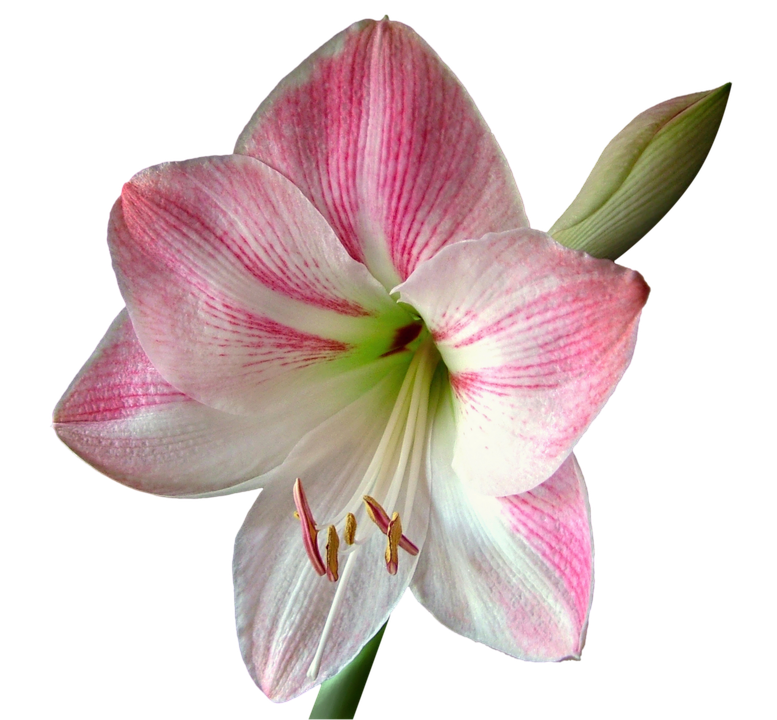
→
(293, 334, 440, 678)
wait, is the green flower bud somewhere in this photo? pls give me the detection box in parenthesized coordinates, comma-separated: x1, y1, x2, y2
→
(549, 83, 731, 260)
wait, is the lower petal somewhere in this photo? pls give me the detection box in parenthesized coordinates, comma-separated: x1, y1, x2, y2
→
(233, 366, 431, 701)
(411, 388, 593, 661)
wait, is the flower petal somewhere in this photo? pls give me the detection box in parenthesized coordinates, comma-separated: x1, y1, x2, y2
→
(110, 154, 414, 416)
(233, 365, 431, 701)
(235, 18, 527, 290)
(54, 311, 381, 497)
(396, 228, 649, 495)
(411, 388, 592, 661)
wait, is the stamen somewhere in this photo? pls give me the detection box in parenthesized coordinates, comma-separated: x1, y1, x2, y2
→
(363, 495, 419, 555)
(385, 512, 402, 575)
(325, 525, 339, 582)
(292, 478, 325, 576)
(344, 513, 357, 545)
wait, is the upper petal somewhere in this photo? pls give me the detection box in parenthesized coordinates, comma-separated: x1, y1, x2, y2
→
(233, 365, 431, 701)
(110, 154, 413, 416)
(235, 18, 527, 290)
(396, 228, 649, 495)
(54, 310, 301, 497)
(412, 387, 592, 661)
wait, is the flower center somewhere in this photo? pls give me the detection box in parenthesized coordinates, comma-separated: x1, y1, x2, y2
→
(293, 334, 440, 678)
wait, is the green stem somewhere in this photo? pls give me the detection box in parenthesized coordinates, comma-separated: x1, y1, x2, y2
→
(309, 621, 388, 719)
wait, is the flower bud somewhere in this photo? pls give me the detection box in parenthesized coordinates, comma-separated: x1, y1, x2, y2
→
(549, 83, 731, 260)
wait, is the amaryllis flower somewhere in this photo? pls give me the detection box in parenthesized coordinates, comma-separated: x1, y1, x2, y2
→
(54, 18, 649, 702)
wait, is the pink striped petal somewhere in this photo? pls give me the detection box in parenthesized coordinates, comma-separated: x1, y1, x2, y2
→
(110, 154, 414, 416)
(54, 311, 385, 497)
(411, 390, 592, 661)
(234, 366, 431, 701)
(235, 18, 527, 290)
(396, 228, 649, 496)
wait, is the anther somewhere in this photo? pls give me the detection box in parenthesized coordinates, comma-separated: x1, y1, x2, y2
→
(385, 513, 402, 575)
(363, 496, 420, 556)
(363, 495, 391, 532)
(293, 478, 326, 576)
(325, 525, 339, 582)
(344, 513, 357, 545)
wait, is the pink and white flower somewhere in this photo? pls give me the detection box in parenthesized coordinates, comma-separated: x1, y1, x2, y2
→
(54, 18, 649, 702)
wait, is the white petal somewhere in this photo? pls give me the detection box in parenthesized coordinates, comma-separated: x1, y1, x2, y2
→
(396, 229, 649, 495)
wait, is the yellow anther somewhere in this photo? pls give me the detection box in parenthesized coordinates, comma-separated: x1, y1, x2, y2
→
(363, 495, 420, 556)
(344, 513, 357, 545)
(385, 512, 402, 575)
(325, 525, 340, 582)
(363, 495, 391, 533)
(293, 510, 300, 520)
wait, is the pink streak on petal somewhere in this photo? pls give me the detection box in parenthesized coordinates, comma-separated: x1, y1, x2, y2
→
(54, 312, 188, 424)
(498, 459, 593, 630)
(236, 19, 527, 287)
(53, 311, 300, 497)
(412, 393, 592, 663)
(194, 302, 350, 372)
(110, 156, 401, 415)
(121, 158, 370, 318)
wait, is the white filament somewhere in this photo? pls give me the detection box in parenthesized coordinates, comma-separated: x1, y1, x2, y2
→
(323, 347, 422, 529)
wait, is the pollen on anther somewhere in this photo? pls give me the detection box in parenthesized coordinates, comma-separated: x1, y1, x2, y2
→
(325, 525, 340, 582)
(344, 513, 357, 545)
(363, 495, 390, 533)
(385, 512, 402, 575)
(363, 495, 419, 556)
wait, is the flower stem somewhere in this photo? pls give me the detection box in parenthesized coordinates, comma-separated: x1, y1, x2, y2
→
(309, 621, 388, 719)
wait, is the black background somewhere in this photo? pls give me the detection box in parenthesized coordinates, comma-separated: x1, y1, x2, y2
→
(42, 11, 741, 718)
